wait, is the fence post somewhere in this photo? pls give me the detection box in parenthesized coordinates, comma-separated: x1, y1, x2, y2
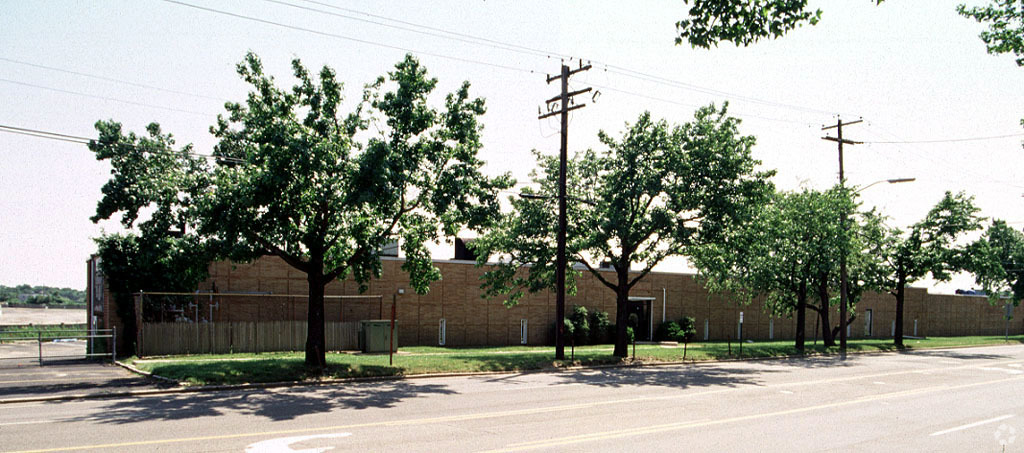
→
(112, 328, 117, 362)
(38, 331, 43, 366)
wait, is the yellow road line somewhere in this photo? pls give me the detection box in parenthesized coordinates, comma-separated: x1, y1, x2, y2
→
(11, 358, 1023, 453)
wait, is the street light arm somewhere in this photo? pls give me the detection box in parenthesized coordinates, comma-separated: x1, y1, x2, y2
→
(855, 177, 916, 193)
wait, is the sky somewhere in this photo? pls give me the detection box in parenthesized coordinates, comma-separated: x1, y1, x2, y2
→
(1, 0, 1022, 292)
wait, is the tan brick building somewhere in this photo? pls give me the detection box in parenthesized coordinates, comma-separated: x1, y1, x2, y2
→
(88, 254, 1022, 350)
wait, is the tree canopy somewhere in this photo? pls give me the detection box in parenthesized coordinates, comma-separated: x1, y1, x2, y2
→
(969, 219, 1024, 306)
(870, 192, 982, 346)
(200, 53, 511, 368)
(694, 185, 883, 349)
(89, 121, 214, 353)
(957, 0, 1024, 67)
(474, 105, 773, 357)
(91, 53, 511, 367)
(675, 0, 885, 49)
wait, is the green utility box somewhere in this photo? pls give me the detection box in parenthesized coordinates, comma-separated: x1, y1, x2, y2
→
(359, 320, 398, 353)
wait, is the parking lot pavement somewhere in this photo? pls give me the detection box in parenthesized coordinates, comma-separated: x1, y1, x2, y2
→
(0, 341, 171, 402)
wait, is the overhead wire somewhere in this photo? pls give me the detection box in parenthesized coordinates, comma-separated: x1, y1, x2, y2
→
(293, 0, 558, 58)
(862, 123, 1024, 190)
(0, 56, 229, 102)
(267, 0, 551, 59)
(860, 132, 1024, 144)
(0, 77, 217, 118)
(177, 0, 855, 123)
(161, 0, 540, 75)
(0, 124, 247, 164)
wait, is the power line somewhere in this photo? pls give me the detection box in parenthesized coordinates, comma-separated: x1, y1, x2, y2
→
(589, 83, 817, 126)
(267, 0, 552, 59)
(293, 0, 560, 58)
(0, 124, 246, 164)
(0, 78, 216, 118)
(161, 0, 539, 75)
(177, 0, 856, 122)
(861, 132, 1024, 144)
(599, 65, 846, 118)
(863, 124, 1024, 190)
(0, 56, 228, 102)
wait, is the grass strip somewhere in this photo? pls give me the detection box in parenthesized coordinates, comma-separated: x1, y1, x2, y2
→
(0, 323, 89, 341)
(129, 335, 1024, 386)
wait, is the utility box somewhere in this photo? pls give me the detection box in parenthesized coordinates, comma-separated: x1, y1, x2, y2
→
(359, 320, 397, 353)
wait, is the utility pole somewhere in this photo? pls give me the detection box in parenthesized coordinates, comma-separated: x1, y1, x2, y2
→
(538, 60, 592, 360)
(822, 118, 862, 355)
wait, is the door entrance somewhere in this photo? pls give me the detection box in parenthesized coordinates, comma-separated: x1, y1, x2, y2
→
(627, 297, 654, 341)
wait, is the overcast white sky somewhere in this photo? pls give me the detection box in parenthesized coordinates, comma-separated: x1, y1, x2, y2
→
(1, 0, 1022, 291)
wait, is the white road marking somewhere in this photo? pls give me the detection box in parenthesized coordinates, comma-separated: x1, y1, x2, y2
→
(873, 381, 886, 385)
(0, 420, 52, 427)
(246, 433, 351, 453)
(930, 414, 1015, 436)
(778, 390, 793, 394)
(979, 367, 1024, 375)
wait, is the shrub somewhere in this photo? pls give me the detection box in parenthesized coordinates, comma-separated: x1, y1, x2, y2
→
(588, 309, 612, 344)
(569, 305, 590, 345)
(675, 316, 697, 343)
(655, 321, 681, 342)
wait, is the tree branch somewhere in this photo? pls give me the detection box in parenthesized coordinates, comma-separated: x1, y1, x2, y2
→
(577, 257, 618, 291)
(251, 234, 309, 273)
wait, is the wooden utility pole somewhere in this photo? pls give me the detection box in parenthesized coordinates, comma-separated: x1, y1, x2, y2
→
(539, 60, 591, 360)
(822, 118, 862, 355)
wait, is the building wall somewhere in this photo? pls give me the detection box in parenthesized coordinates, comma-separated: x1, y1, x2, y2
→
(170, 256, 1023, 347)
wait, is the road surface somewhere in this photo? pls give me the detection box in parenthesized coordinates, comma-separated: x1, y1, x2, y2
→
(1, 344, 1022, 452)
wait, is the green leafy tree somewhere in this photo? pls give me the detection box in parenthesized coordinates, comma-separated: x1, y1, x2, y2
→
(676, 0, 884, 48)
(869, 192, 982, 347)
(202, 53, 510, 369)
(968, 220, 1024, 305)
(958, 0, 1024, 67)
(695, 186, 878, 349)
(88, 121, 213, 353)
(474, 106, 773, 357)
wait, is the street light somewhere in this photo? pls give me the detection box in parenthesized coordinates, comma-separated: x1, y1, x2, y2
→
(856, 178, 916, 193)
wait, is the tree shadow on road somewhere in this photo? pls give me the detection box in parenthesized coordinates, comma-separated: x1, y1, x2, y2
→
(63, 380, 458, 425)
(746, 354, 863, 369)
(896, 349, 1013, 360)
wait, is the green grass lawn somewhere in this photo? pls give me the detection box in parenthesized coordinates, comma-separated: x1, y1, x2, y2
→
(0, 324, 89, 341)
(128, 335, 1024, 386)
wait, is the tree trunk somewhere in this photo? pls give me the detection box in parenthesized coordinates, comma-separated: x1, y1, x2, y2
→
(305, 262, 327, 370)
(795, 280, 807, 351)
(818, 274, 835, 347)
(894, 271, 906, 348)
(613, 286, 630, 358)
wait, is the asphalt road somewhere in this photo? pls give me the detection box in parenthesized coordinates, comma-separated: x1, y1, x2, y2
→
(2, 344, 1023, 452)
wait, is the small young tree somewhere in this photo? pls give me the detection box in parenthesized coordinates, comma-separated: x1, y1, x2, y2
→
(676, 316, 697, 360)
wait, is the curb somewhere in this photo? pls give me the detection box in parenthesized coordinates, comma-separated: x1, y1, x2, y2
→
(2, 341, 1020, 404)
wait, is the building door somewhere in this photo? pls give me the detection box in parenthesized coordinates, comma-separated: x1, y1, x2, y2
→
(627, 299, 652, 341)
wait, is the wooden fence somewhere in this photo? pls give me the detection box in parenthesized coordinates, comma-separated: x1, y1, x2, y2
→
(140, 321, 359, 356)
